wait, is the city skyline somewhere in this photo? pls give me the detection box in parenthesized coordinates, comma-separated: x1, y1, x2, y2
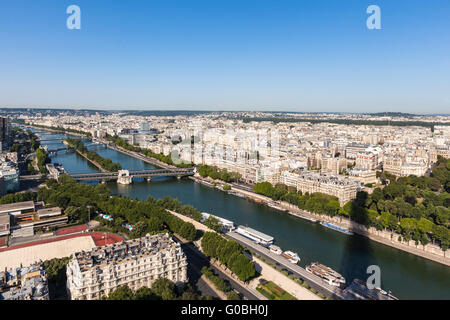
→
(1, 106, 450, 116)
(1, 0, 449, 113)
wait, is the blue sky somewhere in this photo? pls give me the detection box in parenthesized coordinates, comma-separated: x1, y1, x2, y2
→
(0, 0, 449, 113)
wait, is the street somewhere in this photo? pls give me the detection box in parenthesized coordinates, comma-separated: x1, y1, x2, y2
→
(175, 237, 259, 300)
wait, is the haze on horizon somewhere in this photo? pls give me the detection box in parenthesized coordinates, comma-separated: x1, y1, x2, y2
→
(0, 0, 449, 114)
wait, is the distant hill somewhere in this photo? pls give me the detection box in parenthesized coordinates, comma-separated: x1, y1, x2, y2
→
(366, 112, 420, 117)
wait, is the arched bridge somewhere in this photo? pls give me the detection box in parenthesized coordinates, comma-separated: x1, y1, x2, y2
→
(68, 168, 194, 184)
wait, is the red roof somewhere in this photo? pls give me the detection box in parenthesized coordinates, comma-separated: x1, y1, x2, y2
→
(90, 232, 124, 246)
(56, 224, 88, 236)
(0, 232, 124, 253)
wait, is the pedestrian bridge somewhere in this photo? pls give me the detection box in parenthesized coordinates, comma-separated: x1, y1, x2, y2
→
(69, 168, 194, 184)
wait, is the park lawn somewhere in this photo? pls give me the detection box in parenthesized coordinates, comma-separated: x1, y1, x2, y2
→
(258, 281, 296, 300)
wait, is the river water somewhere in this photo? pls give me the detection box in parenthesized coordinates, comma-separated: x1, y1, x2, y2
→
(32, 128, 450, 299)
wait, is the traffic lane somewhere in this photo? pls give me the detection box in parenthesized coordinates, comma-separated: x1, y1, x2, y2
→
(185, 251, 221, 300)
(181, 243, 259, 300)
(225, 231, 346, 300)
(172, 235, 220, 299)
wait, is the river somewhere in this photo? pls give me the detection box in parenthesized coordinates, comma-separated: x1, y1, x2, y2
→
(31, 128, 450, 299)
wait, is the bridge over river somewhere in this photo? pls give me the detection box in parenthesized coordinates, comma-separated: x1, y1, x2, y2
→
(20, 168, 194, 184)
(69, 168, 194, 184)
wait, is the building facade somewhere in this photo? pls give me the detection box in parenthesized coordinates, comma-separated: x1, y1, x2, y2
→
(296, 172, 359, 205)
(66, 233, 188, 300)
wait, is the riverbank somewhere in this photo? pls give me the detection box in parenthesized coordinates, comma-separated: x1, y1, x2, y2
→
(192, 174, 450, 267)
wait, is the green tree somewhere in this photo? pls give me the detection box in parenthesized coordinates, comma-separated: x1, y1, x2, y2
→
(151, 278, 177, 300)
(227, 291, 241, 300)
(103, 285, 134, 300)
(205, 216, 222, 232)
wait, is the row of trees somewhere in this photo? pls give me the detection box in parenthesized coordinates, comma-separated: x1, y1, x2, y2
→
(35, 175, 198, 241)
(36, 147, 50, 174)
(197, 165, 242, 183)
(201, 266, 230, 293)
(102, 278, 202, 300)
(149, 195, 223, 232)
(201, 266, 242, 299)
(155, 196, 202, 221)
(254, 181, 342, 217)
(10, 126, 41, 174)
(0, 191, 36, 205)
(65, 138, 122, 172)
(201, 232, 256, 282)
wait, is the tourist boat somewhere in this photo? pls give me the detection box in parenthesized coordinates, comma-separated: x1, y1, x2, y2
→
(306, 262, 346, 288)
(235, 225, 274, 246)
(247, 197, 265, 205)
(343, 279, 398, 300)
(280, 250, 300, 264)
(268, 244, 282, 255)
(319, 221, 354, 235)
(288, 212, 317, 223)
(201, 212, 235, 231)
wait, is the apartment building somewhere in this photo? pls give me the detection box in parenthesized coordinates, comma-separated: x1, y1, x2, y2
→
(279, 170, 301, 188)
(66, 233, 188, 300)
(296, 172, 359, 205)
(0, 261, 49, 300)
(321, 156, 346, 175)
(348, 169, 378, 185)
(345, 143, 370, 159)
(383, 155, 429, 177)
(355, 152, 378, 170)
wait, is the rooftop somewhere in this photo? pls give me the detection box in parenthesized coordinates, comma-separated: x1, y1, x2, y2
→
(73, 233, 182, 272)
(0, 201, 35, 214)
(237, 225, 274, 242)
(0, 262, 49, 300)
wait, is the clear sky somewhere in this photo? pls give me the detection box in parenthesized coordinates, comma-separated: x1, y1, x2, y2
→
(0, 0, 449, 113)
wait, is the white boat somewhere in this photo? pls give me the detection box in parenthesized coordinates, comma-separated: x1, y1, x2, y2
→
(281, 250, 300, 264)
(235, 225, 274, 246)
(201, 212, 235, 231)
(306, 262, 346, 288)
(269, 244, 282, 255)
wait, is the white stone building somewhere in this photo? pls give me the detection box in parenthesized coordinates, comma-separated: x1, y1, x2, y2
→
(66, 233, 188, 300)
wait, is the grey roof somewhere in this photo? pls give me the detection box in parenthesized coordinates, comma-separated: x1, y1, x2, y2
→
(0, 201, 35, 214)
